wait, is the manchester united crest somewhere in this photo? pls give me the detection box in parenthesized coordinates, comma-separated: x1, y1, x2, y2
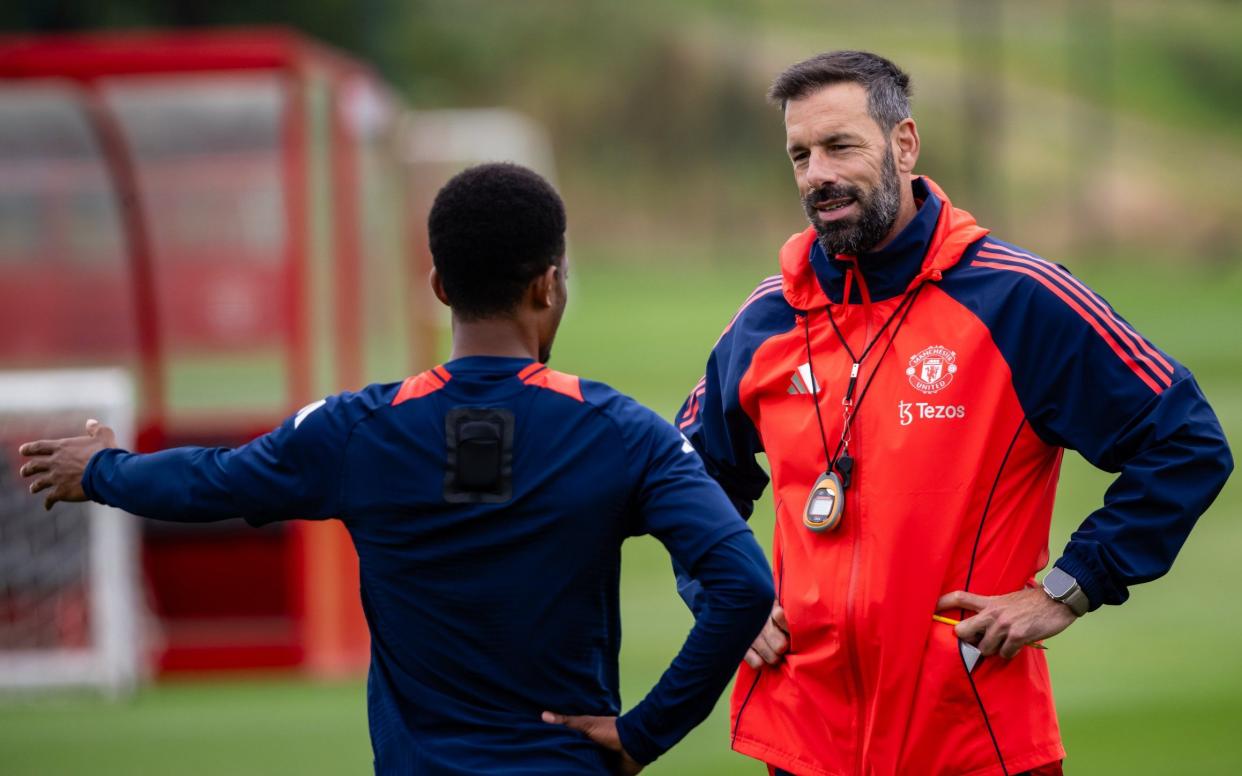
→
(906, 345, 958, 394)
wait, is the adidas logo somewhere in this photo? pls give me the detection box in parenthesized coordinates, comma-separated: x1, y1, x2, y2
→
(788, 362, 821, 396)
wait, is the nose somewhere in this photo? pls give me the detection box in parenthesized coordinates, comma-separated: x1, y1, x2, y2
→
(805, 148, 839, 192)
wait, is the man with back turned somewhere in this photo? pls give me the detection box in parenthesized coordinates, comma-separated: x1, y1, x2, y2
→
(20, 163, 774, 775)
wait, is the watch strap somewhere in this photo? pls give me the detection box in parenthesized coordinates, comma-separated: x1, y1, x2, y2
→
(1043, 567, 1090, 617)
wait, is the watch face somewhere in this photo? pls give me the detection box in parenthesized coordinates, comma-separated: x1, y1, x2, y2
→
(1044, 568, 1076, 598)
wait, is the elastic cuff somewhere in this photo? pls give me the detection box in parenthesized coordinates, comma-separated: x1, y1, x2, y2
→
(615, 710, 662, 766)
(81, 448, 118, 504)
(1053, 551, 1118, 612)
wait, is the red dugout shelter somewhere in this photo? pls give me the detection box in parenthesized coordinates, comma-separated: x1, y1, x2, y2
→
(0, 29, 436, 675)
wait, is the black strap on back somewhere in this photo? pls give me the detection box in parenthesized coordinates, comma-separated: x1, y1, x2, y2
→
(444, 407, 514, 504)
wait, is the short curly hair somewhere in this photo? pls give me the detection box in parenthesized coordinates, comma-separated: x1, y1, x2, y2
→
(428, 163, 566, 320)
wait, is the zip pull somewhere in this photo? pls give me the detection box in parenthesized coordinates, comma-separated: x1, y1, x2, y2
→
(843, 362, 860, 406)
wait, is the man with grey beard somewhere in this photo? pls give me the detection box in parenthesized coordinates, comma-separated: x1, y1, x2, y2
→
(798, 115, 903, 258)
(674, 50, 1230, 775)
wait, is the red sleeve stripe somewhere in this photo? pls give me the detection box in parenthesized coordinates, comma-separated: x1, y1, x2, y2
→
(977, 249, 1175, 386)
(682, 275, 781, 429)
(714, 276, 783, 346)
(733, 276, 783, 317)
(973, 259, 1166, 394)
(678, 381, 707, 429)
(980, 242, 1175, 380)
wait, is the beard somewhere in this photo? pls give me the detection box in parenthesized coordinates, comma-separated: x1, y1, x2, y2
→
(802, 148, 903, 256)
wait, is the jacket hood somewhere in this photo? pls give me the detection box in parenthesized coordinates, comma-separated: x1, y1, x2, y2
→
(779, 176, 989, 310)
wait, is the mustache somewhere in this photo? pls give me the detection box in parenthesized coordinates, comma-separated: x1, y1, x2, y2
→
(804, 183, 863, 207)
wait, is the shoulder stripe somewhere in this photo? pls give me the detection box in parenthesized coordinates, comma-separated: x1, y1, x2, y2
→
(977, 245, 1174, 388)
(715, 276, 784, 346)
(681, 276, 783, 429)
(392, 366, 452, 405)
(678, 377, 708, 429)
(520, 364, 584, 402)
(972, 259, 1166, 393)
(980, 242, 1174, 379)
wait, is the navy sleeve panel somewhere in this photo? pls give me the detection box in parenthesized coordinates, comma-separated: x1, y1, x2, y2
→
(1054, 376, 1232, 608)
(671, 279, 792, 617)
(83, 385, 396, 524)
(941, 239, 1233, 608)
(584, 383, 774, 763)
(675, 277, 795, 521)
(615, 532, 773, 765)
(592, 385, 757, 567)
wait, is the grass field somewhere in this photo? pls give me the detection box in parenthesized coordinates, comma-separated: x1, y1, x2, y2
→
(1, 256, 1239, 774)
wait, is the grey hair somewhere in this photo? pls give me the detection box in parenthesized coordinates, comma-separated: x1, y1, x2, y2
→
(768, 50, 912, 132)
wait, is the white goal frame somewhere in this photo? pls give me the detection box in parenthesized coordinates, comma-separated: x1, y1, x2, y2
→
(0, 368, 142, 695)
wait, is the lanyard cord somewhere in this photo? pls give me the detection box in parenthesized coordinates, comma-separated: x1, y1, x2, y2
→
(826, 283, 914, 366)
(803, 314, 835, 470)
(802, 283, 926, 472)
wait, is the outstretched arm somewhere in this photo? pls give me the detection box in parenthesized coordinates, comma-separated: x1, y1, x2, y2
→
(18, 394, 360, 524)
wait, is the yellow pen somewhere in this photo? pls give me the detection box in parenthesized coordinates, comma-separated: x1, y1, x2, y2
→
(932, 614, 1048, 650)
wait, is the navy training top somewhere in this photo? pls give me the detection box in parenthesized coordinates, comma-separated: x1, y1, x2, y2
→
(84, 356, 774, 774)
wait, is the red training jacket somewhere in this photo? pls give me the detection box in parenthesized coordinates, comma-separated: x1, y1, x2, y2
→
(675, 177, 1231, 776)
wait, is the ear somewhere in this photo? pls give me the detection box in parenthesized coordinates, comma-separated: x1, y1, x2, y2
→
(892, 117, 920, 174)
(429, 267, 451, 307)
(529, 264, 560, 310)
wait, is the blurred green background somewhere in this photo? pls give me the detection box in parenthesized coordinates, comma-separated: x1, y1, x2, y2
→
(2, 0, 1239, 773)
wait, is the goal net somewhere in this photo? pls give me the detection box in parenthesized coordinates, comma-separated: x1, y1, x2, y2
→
(0, 369, 142, 694)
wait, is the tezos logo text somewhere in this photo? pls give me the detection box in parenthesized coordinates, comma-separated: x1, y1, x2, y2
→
(899, 401, 967, 427)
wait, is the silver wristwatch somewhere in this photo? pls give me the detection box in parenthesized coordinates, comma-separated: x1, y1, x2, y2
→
(1042, 567, 1089, 617)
